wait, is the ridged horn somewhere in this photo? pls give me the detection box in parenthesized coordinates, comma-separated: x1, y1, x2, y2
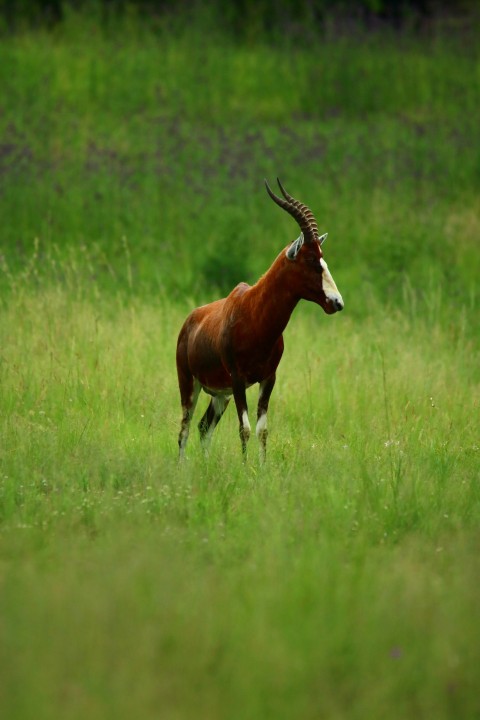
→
(276, 178, 320, 242)
(264, 178, 316, 244)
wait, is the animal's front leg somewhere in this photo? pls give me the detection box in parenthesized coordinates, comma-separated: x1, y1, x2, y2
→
(256, 374, 276, 463)
(232, 378, 250, 458)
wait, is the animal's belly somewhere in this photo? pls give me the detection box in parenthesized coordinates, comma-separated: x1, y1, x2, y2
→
(192, 355, 274, 394)
(201, 381, 255, 397)
(202, 384, 233, 397)
(188, 331, 282, 393)
(191, 359, 232, 394)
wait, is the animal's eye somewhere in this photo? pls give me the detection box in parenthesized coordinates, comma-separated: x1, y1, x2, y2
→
(308, 255, 323, 272)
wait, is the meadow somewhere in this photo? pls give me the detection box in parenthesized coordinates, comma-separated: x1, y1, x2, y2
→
(1, 9, 480, 719)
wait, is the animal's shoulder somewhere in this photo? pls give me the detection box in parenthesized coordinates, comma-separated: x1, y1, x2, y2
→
(229, 282, 250, 299)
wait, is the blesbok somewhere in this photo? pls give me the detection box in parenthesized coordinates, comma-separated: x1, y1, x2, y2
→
(176, 178, 344, 461)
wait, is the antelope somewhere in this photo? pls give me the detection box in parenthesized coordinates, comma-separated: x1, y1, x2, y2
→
(176, 178, 344, 462)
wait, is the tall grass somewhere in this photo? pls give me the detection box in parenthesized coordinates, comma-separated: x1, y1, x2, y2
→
(1, 251, 479, 718)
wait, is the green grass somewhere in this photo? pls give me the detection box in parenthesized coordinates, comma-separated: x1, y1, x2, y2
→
(1, 10, 480, 719)
(1, 266, 479, 719)
(0, 11, 479, 302)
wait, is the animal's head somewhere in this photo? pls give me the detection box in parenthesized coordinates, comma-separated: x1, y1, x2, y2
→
(265, 178, 344, 315)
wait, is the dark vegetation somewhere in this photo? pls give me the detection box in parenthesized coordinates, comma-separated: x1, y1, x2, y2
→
(1, 0, 478, 33)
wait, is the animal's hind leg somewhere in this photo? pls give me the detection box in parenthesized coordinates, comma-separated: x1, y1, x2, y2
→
(256, 374, 276, 463)
(198, 395, 230, 454)
(178, 378, 201, 461)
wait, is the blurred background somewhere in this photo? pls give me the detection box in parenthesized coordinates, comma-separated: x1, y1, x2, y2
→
(0, 0, 479, 317)
(1, 6, 479, 717)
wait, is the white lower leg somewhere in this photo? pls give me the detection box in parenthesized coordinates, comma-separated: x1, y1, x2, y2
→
(241, 411, 251, 440)
(240, 410, 251, 455)
(256, 412, 268, 462)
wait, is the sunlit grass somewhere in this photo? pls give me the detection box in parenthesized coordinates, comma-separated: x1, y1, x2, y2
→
(1, 264, 479, 717)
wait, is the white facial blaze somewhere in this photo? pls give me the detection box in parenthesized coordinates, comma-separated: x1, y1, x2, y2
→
(320, 258, 343, 307)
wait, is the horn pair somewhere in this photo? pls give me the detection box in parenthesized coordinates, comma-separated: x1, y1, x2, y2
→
(264, 178, 320, 244)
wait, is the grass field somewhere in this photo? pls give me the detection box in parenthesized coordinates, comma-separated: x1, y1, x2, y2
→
(1, 9, 480, 719)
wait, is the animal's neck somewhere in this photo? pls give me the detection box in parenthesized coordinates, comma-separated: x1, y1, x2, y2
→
(246, 250, 299, 343)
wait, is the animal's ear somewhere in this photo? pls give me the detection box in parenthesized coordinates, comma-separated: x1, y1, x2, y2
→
(318, 232, 328, 246)
(286, 233, 304, 261)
